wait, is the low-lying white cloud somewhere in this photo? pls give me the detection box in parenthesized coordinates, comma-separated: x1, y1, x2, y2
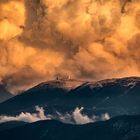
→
(56, 107, 110, 124)
(72, 107, 110, 124)
(101, 113, 110, 121)
(0, 106, 110, 124)
(72, 107, 93, 124)
(0, 106, 50, 123)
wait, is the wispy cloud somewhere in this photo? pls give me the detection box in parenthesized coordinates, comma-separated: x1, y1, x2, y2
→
(0, 106, 110, 124)
(0, 106, 50, 123)
(56, 107, 110, 124)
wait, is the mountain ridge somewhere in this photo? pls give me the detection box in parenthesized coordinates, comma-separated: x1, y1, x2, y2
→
(0, 114, 140, 140)
(0, 76, 140, 117)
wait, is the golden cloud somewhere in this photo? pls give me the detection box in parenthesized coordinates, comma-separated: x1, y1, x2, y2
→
(0, 0, 140, 93)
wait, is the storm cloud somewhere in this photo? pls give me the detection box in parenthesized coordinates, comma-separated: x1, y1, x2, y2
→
(0, 0, 140, 93)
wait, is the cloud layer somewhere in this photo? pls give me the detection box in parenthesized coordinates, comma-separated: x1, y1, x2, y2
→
(57, 107, 110, 124)
(0, 106, 110, 124)
(0, 106, 48, 123)
(1, 0, 140, 93)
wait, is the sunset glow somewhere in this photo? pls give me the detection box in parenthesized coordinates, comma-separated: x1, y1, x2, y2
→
(0, 0, 140, 92)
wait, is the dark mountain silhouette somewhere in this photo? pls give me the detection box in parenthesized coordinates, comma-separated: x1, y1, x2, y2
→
(0, 115, 140, 140)
(0, 79, 82, 115)
(0, 77, 140, 118)
(0, 121, 27, 131)
(0, 84, 12, 103)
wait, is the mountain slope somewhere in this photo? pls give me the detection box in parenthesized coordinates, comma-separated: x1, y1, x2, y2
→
(0, 84, 12, 103)
(0, 77, 140, 117)
(0, 79, 83, 115)
(0, 121, 27, 131)
(0, 115, 140, 140)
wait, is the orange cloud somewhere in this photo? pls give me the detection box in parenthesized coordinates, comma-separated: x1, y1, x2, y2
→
(0, 0, 140, 93)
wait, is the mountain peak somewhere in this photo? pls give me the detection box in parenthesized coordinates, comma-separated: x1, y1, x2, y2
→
(31, 79, 85, 91)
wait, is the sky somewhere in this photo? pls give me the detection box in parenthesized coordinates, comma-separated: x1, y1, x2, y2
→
(0, 0, 140, 93)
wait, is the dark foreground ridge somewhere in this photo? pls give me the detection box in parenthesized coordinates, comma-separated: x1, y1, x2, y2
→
(0, 115, 140, 140)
